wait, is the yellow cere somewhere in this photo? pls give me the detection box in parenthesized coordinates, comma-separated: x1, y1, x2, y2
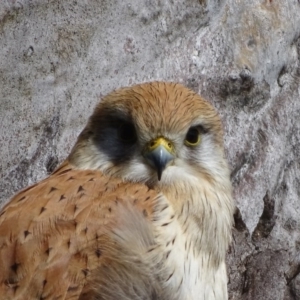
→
(147, 137, 175, 154)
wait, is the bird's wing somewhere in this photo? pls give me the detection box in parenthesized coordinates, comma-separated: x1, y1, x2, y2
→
(0, 161, 159, 300)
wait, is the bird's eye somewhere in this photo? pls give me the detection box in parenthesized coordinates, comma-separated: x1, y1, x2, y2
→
(185, 127, 201, 147)
(118, 122, 137, 143)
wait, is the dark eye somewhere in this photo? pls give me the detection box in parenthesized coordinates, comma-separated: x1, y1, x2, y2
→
(118, 122, 137, 143)
(185, 127, 201, 147)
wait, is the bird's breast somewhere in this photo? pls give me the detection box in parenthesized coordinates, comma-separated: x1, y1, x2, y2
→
(151, 184, 232, 300)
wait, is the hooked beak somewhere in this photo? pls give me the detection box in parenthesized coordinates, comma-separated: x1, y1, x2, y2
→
(143, 137, 175, 181)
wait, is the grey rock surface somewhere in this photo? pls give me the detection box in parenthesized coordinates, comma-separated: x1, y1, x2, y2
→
(0, 0, 300, 299)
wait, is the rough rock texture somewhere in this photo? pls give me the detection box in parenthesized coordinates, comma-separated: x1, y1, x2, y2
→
(0, 0, 300, 299)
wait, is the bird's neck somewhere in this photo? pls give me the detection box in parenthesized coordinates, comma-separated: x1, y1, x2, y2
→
(160, 175, 233, 259)
(151, 177, 233, 299)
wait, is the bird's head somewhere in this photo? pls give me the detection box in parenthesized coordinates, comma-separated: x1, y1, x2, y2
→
(69, 82, 229, 188)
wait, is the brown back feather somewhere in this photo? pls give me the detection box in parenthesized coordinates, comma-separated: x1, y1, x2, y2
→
(0, 161, 159, 299)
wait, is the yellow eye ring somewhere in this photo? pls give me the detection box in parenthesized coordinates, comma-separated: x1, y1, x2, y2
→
(184, 127, 201, 147)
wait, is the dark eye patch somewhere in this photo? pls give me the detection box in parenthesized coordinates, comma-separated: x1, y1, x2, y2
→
(91, 111, 138, 164)
(118, 122, 137, 144)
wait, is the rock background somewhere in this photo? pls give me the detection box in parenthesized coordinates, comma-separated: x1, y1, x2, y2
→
(0, 0, 300, 299)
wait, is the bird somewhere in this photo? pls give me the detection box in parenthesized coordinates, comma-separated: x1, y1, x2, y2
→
(0, 81, 234, 300)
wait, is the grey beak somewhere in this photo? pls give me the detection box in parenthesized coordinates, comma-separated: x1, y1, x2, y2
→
(144, 144, 174, 181)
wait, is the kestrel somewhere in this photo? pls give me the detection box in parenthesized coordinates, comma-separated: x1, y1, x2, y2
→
(0, 82, 234, 300)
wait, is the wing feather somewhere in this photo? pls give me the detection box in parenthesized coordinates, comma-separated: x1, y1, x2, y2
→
(0, 161, 158, 299)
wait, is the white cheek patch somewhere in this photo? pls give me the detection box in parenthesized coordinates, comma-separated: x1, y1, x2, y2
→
(118, 157, 154, 183)
(73, 141, 115, 171)
(159, 164, 200, 187)
(76, 134, 227, 187)
(179, 134, 226, 178)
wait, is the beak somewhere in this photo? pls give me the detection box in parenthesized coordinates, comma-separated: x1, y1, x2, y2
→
(143, 137, 175, 181)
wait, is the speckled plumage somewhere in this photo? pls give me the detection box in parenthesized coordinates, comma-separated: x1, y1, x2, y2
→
(0, 82, 234, 299)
